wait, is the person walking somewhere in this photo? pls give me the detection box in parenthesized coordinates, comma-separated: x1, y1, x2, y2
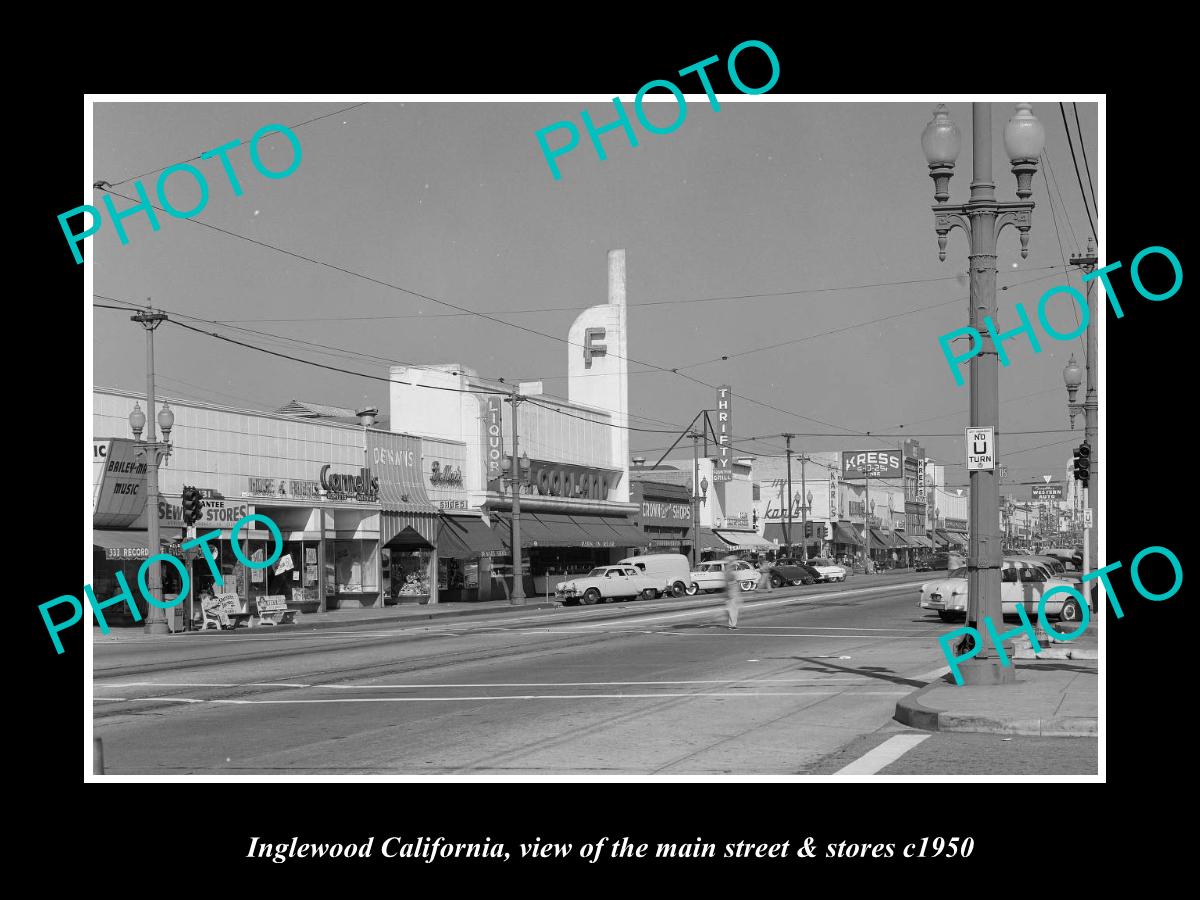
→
(755, 556, 774, 592)
(723, 555, 742, 629)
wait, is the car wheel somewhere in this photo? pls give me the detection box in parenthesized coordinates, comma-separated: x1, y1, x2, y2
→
(739, 581, 756, 592)
(685, 582, 700, 596)
(582, 588, 600, 606)
(1058, 597, 1083, 624)
(671, 581, 688, 597)
(770, 574, 785, 589)
(641, 588, 657, 601)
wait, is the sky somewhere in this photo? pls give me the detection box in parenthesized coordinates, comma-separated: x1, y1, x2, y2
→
(91, 99, 1099, 500)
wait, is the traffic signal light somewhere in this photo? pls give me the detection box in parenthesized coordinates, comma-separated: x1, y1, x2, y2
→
(182, 486, 204, 525)
(1073, 443, 1091, 487)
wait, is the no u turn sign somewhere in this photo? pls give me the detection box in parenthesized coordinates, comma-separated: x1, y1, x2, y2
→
(966, 427, 995, 471)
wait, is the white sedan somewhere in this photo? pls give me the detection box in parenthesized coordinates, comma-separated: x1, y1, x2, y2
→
(685, 560, 759, 595)
(918, 561, 1084, 623)
(806, 557, 847, 583)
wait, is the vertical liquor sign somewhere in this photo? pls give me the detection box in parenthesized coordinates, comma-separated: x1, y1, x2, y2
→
(713, 385, 733, 482)
(829, 470, 839, 518)
(481, 394, 504, 486)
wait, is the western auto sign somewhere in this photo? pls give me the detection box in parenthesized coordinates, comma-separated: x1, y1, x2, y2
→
(713, 385, 733, 482)
(1032, 484, 1064, 501)
(841, 450, 902, 480)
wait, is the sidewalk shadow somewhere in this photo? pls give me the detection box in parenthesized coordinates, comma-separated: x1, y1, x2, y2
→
(772, 656, 927, 689)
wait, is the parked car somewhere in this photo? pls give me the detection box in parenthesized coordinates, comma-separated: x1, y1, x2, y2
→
(915, 559, 933, 573)
(685, 560, 759, 595)
(1042, 547, 1084, 571)
(928, 552, 950, 570)
(768, 557, 820, 587)
(918, 558, 1084, 623)
(618, 553, 692, 598)
(805, 557, 848, 583)
(554, 565, 663, 605)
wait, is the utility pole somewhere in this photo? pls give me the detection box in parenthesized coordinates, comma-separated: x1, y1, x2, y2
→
(507, 385, 526, 605)
(863, 468, 871, 571)
(799, 452, 809, 561)
(1069, 238, 1098, 598)
(691, 430, 701, 568)
(783, 434, 794, 553)
(131, 306, 171, 635)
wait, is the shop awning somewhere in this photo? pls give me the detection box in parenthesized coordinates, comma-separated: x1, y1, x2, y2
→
(381, 508, 437, 547)
(714, 529, 774, 551)
(436, 513, 506, 557)
(906, 534, 934, 548)
(832, 522, 862, 546)
(587, 515, 644, 548)
(868, 527, 894, 550)
(891, 532, 911, 548)
(696, 527, 727, 551)
(763, 523, 822, 545)
(506, 513, 594, 548)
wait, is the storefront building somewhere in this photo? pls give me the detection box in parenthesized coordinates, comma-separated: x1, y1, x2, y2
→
(387, 249, 643, 599)
(630, 481, 693, 555)
(92, 388, 465, 621)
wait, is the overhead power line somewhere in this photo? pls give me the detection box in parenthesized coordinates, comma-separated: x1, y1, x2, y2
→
(108, 103, 369, 188)
(1057, 102, 1097, 242)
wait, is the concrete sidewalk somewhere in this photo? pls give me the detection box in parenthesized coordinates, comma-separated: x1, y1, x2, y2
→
(93, 598, 561, 641)
(895, 625, 1099, 737)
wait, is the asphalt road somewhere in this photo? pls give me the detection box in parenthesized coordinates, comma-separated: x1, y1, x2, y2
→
(93, 572, 997, 775)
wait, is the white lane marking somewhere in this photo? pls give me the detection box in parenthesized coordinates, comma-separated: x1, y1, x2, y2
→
(95, 691, 911, 705)
(96, 677, 879, 690)
(834, 734, 932, 775)
(93, 697, 126, 702)
(744, 625, 933, 632)
(912, 662, 950, 681)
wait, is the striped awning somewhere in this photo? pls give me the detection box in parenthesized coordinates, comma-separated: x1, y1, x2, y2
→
(381, 509, 437, 548)
(714, 529, 773, 551)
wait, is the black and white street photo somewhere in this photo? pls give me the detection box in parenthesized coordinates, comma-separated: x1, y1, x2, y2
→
(82, 93, 1107, 778)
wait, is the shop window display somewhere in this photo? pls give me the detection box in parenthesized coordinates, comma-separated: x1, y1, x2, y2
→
(389, 549, 432, 602)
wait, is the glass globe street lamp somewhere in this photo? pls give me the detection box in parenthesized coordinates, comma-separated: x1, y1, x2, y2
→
(922, 102, 1044, 685)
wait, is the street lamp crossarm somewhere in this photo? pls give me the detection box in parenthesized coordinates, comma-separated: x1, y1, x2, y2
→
(932, 208, 971, 262)
(993, 202, 1035, 259)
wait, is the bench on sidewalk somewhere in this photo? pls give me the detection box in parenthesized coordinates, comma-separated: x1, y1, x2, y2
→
(254, 594, 298, 627)
(199, 594, 253, 631)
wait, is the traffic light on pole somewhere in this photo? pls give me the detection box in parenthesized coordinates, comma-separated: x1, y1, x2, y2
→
(182, 486, 203, 526)
(1076, 441, 1091, 488)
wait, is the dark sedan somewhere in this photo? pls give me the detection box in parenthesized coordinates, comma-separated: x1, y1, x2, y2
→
(770, 558, 822, 587)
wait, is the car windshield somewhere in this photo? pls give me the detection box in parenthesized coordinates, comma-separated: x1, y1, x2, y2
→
(587, 568, 608, 577)
(809, 558, 831, 566)
(948, 567, 968, 578)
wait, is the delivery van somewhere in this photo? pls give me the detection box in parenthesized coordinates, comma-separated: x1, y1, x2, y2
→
(618, 553, 693, 598)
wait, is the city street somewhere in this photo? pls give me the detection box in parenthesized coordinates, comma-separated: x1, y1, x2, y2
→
(92, 572, 1094, 775)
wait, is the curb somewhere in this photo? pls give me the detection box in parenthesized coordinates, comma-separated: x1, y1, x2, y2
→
(279, 601, 561, 631)
(894, 681, 1097, 737)
(95, 574, 931, 641)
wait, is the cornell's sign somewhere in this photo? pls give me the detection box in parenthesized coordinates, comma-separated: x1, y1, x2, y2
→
(842, 450, 901, 479)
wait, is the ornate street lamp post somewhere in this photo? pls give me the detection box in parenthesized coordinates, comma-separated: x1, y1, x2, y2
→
(923, 103, 1044, 683)
(129, 306, 176, 634)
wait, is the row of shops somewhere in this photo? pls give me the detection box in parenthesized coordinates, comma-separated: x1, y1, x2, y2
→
(92, 389, 805, 622)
